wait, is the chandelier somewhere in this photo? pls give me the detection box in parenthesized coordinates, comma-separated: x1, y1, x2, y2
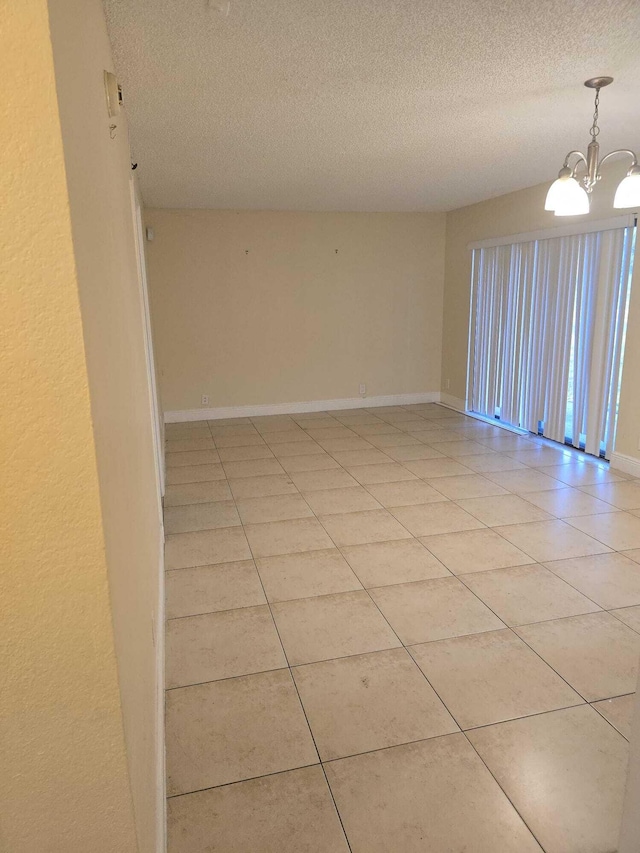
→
(545, 77, 640, 216)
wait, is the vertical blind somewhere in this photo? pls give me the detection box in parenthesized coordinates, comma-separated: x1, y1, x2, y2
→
(469, 222, 636, 458)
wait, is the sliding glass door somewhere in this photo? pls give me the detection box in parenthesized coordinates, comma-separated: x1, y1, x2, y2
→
(468, 219, 636, 459)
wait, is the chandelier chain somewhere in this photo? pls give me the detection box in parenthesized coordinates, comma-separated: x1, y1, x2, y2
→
(548, 76, 640, 215)
(590, 87, 601, 140)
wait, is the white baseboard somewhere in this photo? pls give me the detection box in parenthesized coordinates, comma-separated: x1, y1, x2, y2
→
(437, 393, 466, 413)
(155, 527, 166, 853)
(165, 391, 441, 423)
(610, 451, 640, 478)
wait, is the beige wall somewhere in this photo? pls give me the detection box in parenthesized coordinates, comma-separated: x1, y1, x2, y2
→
(48, 1, 164, 851)
(145, 210, 446, 412)
(0, 2, 140, 850)
(442, 163, 640, 461)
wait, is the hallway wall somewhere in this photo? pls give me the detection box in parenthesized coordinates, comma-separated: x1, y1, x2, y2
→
(0, 2, 139, 850)
(48, 0, 165, 850)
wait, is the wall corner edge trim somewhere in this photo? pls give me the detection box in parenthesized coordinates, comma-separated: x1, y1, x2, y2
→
(609, 451, 640, 478)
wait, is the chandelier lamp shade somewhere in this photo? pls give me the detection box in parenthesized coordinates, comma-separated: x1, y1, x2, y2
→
(545, 77, 640, 216)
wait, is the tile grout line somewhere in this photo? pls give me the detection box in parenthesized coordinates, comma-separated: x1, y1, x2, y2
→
(166, 515, 596, 608)
(236, 495, 355, 853)
(166, 761, 321, 801)
(163, 404, 639, 845)
(459, 727, 549, 852)
(247, 430, 551, 850)
(299, 475, 631, 767)
(281, 427, 562, 851)
(232, 415, 477, 847)
(446, 574, 599, 707)
(167, 563, 640, 704)
(165, 426, 640, 634)
(589, 694, 635, 740)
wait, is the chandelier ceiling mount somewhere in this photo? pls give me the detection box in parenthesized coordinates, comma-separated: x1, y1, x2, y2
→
(545, 77, 640, 216)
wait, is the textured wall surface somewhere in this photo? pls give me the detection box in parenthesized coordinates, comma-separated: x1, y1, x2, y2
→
(48, 0, 164, 850)
(0, 2, 138, 850)
(441, 163, 640, 461)
(145, 209, 445, 411)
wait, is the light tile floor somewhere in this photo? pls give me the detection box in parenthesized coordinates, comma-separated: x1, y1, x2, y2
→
(163, 403, 640, 853)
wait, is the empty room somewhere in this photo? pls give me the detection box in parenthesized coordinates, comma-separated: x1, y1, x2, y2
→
(5, 0, 640, 851)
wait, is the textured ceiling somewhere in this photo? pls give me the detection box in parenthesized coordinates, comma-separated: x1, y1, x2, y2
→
(104, 0, 640, 211)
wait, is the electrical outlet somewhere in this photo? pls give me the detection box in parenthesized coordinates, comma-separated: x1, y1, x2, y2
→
(445, 378, 451, 391)
(359, 383, 366, 396)
(201, 395, 209, 406)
